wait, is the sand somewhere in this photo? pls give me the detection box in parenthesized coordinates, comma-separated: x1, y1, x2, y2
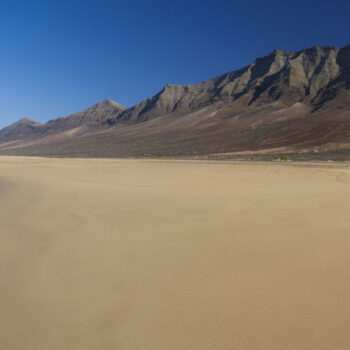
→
(1, 157, 350, 349)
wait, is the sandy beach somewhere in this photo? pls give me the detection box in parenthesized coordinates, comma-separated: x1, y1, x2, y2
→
(1, 156, 350, 349)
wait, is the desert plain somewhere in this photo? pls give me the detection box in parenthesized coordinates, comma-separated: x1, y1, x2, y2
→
(1, 156, 350, 349)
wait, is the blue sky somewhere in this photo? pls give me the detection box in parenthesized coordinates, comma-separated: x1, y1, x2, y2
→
(0, 0, 349, 128)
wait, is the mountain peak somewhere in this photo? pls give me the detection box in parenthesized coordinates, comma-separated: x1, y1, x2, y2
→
(92, 99, 126, 111)
(12, 118, 41, 126)
(0, 117, 41, 142)
(161, 83, 181, 92)
(272, 48, 287, 55)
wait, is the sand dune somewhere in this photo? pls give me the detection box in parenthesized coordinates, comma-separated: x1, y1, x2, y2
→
(1, 157, 350, 349)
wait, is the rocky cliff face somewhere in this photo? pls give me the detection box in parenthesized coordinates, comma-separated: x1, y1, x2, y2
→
(109, 45, 349, 124)
(0, 45, 349, 157)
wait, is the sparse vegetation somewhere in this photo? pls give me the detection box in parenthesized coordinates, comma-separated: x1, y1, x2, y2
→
(274, 155, 291, 161)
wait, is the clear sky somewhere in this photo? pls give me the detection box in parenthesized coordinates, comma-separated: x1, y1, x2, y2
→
(0, 0, 349, 128)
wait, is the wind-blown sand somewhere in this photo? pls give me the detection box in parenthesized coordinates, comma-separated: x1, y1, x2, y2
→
(1, 157, 350, 350)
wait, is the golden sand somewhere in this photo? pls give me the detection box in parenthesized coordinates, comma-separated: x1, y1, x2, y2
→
(1, 157, 350, 349)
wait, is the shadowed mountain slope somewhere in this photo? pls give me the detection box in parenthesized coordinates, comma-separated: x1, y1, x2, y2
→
(0, 118, 42, 143)
(43, 99, 126, 133)
(1, 45, 350, 158)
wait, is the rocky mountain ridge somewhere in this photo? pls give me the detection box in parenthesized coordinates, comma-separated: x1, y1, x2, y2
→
(1, 44, 349, 158)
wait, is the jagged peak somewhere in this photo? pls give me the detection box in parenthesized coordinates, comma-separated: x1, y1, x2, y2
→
(295, 45, 339, 56)
(255, 48, 288, 62)
(162, 83, 182, 91)
(151, 44, 348, 100)
(271, 48, 288, 55)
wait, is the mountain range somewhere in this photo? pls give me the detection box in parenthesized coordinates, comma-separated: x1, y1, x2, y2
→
(1, 44, 350, 159)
